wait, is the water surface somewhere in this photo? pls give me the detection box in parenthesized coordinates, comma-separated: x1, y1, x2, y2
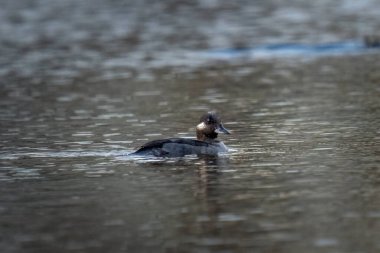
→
(1, 1, 380, 253)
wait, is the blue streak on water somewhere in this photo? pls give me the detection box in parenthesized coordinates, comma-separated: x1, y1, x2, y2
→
(206, 41, 378, 59)
(0, 150, 131, 160)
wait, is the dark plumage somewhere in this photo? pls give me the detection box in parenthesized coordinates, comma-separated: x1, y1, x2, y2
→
(133, 138, 212, 157)
(131, 112, 230, 157)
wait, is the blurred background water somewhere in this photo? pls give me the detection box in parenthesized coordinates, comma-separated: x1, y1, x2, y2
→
(0, 1, 380, 253)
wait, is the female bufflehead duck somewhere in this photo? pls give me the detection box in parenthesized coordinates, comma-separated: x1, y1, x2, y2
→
(132, 112, 230, 157)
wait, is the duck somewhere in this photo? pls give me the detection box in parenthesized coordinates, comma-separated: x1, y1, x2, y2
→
(131, 112, 231, 157)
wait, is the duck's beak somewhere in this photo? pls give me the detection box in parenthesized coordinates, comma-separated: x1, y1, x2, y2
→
(216, 123, 231, 134)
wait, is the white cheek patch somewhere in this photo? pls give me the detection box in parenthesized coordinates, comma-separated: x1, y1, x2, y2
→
(196, 122, 207, 131)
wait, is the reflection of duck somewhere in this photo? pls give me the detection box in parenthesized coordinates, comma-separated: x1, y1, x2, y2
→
(131, 112, 230, 157)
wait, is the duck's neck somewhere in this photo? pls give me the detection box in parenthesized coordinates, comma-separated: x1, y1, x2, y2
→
(196, 130, 218, 142)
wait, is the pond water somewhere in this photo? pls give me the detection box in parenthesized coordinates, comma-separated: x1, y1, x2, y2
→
(1, 1, 380, 253)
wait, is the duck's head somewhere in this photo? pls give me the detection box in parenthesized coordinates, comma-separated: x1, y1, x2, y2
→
(196, 112, 230, 141)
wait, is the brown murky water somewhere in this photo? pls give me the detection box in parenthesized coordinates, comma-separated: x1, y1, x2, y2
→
(1, 1, 380, 253)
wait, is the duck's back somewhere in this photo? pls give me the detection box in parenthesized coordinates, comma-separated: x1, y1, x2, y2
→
(132, 138, 227, 157)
